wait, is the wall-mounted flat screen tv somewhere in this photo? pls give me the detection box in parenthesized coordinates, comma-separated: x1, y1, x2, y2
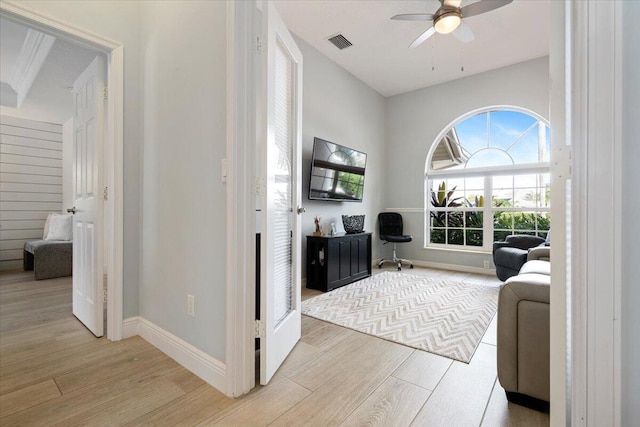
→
(308, 137, 367, 202)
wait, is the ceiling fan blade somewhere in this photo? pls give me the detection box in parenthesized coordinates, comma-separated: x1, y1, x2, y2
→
(391, 13, 434, 21)
(409, 26, 436, 48)
(443, 0, 463, 7)
(452, 22, 475, 43)
(460, 0, 513, 18)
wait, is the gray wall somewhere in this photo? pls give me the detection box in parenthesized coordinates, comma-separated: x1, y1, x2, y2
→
(139, 1, 227, 361)
(293, 35, 387, 277)
(12, 0, 142, 318)
(621, 1, 640, 423)
(383, 57, 549, 270)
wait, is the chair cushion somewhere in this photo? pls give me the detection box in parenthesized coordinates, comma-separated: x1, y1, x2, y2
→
(382, 234, 412, 243)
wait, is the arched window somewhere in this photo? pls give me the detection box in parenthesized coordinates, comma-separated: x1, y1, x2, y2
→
(426, 107, 550, 250)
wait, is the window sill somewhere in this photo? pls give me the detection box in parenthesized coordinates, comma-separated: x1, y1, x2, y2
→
(423, 246, 491, 255)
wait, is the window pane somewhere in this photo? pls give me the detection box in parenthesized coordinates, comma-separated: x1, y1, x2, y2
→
(465, 211, 483, 228)
(465, 177, 484, 191)
(431, 229, 445, 244)
(513, 188, 539, 208)
(430, 211, 446, 227)
(493, 175, 513, 190)
(492, 191, 513, 207)
(447, 211, 464, 228)
(466, 230, 483, 246)
(513, 212, 537, 230)
(514, 174, 537, 188)
(466, 148, 513, 168)
(448, 229, 464, 245)
(536, 212, 551, 230)
(494, 211, 513, 229)
(489, 110, 537, 151)
(455, 112, 487, 154)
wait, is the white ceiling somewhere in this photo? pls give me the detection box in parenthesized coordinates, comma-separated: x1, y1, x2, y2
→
(273, 0, 550, 97)
(0, 17, 100, 124)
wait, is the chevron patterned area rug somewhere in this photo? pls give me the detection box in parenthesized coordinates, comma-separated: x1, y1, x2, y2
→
(302, 271, 499, 363)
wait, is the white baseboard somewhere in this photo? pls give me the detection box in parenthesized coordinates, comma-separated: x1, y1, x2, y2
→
(122, 316, 140, 338)
(120, 316, 226, 394)
(372, 258, 496, 276)
(411, 259, 496, 276)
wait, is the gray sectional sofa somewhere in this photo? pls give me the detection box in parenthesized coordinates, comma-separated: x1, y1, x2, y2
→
(497, 246, 550, 411)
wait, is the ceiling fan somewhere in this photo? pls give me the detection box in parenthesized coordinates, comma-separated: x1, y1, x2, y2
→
(391, 0, 513, 48)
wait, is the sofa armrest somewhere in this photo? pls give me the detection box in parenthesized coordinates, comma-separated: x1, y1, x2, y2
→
(497, 275, 550, 400)
(528, 246, 550, 262)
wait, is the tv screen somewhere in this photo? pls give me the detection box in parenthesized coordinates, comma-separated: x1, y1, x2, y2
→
(308, 137, 367, 202)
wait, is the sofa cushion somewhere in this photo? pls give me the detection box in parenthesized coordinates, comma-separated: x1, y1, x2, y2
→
(519, 260, 551, 276)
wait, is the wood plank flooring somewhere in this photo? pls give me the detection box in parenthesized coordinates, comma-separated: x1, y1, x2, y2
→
(0, 268, 549, 426)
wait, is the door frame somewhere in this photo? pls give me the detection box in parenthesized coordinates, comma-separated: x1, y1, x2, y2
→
(225, 0, 258, 397)
(0, 1, 125, 341)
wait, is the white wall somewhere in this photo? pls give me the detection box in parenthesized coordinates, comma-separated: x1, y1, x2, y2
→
(384, 57, 549, 270)
(139, 1, 227, 361)
(621, 1, 640, 423)
(0, 115, 62, 270)
(12, 0, 143, 317)
(293, 35, 387, 277)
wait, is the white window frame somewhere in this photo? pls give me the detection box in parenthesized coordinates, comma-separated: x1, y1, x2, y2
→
(425, 106, 550, 252)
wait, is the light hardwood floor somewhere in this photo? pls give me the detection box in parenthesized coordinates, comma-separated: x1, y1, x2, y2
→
(0, 267, 549, 426)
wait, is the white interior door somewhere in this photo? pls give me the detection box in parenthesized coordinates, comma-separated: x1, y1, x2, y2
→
(71, 56, 105, 337)
(259, 1, 303, 385)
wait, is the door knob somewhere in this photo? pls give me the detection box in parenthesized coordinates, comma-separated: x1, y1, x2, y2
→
(297, 206, 306, 214)
(67, 207, 77, 214)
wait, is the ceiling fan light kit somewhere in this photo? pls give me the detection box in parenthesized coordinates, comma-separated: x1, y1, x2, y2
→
(434, 11, 461, 34)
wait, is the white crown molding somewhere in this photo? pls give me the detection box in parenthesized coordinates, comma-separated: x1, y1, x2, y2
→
(0, 81, 18, 107)
(9, 28, 55, 107)
(122, 316, 227, 395)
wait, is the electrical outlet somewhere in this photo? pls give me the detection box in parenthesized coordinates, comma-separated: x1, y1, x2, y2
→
(187, 294, 195, 317)
(483, 260, 491, 269)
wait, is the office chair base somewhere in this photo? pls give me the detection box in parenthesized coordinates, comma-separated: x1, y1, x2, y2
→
(378, 244, 414, 271)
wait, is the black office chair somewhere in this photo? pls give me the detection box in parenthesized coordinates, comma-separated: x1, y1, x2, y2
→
(378, 212, 414, 270)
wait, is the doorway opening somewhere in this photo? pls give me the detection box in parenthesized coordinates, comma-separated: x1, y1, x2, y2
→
(0, 1, 125, 341)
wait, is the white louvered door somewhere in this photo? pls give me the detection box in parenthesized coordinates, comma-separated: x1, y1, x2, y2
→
(71, 56, 105, 337)
(260, 1, 303, 385)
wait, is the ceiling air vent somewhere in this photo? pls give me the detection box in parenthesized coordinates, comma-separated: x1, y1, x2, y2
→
(327, 34, 352, 50)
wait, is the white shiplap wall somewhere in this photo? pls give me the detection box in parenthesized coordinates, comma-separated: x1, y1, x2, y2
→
(0, 115, 63, 271)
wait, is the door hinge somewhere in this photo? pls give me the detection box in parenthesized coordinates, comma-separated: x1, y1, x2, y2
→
(552, 146, 571, 180)
(254, 177, 264, 196)
(103, 187, 108, 200)
(254, 319, 265, 338)
(256, 36, 263, 54)
(103, 273, 108, 301)
(103, 86, 109, 100)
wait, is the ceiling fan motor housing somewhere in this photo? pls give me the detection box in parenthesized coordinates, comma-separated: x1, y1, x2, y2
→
(434, 7, 462, 34)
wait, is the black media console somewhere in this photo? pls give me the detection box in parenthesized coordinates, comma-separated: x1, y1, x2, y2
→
(306, 232, 372, 292)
